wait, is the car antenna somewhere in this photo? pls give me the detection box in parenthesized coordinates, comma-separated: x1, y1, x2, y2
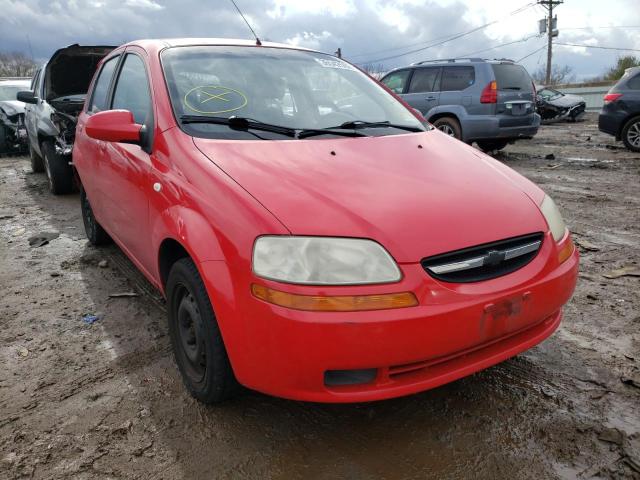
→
(228, 0, 262, 46)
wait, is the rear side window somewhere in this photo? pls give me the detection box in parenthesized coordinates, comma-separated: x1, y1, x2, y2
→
(491, 64, 532, 92)
(441, 67, 475, 91)
(408, 67, 440, 93)
(88, 56, 119, 113)
(112, 54, 152, 125)
(381, 70, 411, 94)
(627, 73, 640, 90)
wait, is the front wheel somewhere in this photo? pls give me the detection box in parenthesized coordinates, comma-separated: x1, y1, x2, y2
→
(167, 258, 238, 403)
(41, 141, 73, 194)
(29, 141, 44, 172)
(476, 140, 509, 153)
(432, 117, 462, 140)
(622, 116, 640, 152)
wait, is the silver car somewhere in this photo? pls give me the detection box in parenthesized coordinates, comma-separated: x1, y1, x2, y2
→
(381, 58, 540, 152)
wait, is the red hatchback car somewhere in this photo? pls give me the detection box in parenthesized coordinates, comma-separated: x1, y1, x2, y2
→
(73, 38, 578, 403)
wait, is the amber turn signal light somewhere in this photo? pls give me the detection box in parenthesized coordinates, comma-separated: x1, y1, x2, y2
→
(251, 284, 419, 312)
(558, 237, 575, 264)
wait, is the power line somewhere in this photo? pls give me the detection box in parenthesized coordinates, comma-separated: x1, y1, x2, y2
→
(353, 1, 537, 64)
(455, 33, 542, 58)
(554, 42, 640, 52)
(561, 25, 640, 30)
(517, 44, 548, 62)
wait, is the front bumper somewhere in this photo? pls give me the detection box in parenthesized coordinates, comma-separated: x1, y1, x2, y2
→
(201, 232, 578, 403)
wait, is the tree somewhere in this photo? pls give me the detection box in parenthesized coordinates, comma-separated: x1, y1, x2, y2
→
(361, 63, 387, 78)
(532, 64, 575, 85)
(604, 55, 640, 81)
(0, 51, 37, 78)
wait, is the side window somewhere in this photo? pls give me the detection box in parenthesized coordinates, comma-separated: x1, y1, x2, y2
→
(88, 56, 119, 113)
(111, 54, 152, 125)
(30, 70, 40, 92)
(441, 66, 475, 91)
(381, 70, 411, 94)
(408, 68, 440, 93)
(628, 73, 640, 90)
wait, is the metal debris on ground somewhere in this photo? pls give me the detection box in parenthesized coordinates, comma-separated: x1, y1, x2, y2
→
(27, 232, 59, 247)
(108, 291, 139, 298)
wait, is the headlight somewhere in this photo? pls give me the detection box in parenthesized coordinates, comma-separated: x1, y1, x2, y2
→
(252, 236, 402, 285)
(539, 195, 567, 242)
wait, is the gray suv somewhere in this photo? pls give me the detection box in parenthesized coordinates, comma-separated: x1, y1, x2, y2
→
(380, 58, 540, 152)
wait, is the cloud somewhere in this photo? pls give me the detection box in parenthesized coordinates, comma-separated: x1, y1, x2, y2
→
(0, 0, 638, 81)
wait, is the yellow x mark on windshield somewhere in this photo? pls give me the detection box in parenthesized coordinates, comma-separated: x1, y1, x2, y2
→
(200, 89, 232, 104)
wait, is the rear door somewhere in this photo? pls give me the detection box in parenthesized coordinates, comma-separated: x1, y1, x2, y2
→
(438, 66, 476, 110)
(491, 63, 535, 122)
(403, 67, 441, 115)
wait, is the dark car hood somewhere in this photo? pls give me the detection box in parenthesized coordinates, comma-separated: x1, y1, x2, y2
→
(548, 93, 584, 107)
(194, 131, 548, 263)
(45, 44, 115, 102)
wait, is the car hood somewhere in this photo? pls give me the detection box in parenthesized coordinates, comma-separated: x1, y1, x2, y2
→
(194, 131, 548, 262)
(549, 94, 584, 107)
(45, 44, 115, 102)
(0, 100, 25, 115)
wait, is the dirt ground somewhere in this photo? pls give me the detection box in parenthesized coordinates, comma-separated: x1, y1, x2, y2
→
(1, 114, 639, 480)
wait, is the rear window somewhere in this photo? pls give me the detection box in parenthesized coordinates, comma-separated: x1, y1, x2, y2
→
(441, 67, 475, 91)
(491, 64, 532, 92)
(627, 73, 640, 90)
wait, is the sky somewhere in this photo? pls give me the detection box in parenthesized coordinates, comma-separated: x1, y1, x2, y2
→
(1, 0, 639, 81)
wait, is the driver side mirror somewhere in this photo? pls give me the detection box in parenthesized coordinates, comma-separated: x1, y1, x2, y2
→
(17, 91, 38, 104)
(85, 110, 142, 145)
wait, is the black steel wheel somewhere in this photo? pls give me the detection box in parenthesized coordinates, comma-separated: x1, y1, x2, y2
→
(167, 258, 238, 403)
(80, 188, 111, 245)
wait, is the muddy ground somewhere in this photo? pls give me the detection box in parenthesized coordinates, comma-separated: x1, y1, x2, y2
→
(1, 115, 639, 479)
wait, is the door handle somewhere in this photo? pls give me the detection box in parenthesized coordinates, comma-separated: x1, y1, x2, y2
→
(425, 96, 436, 101)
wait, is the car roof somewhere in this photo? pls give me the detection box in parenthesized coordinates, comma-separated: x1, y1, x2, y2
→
(125, 37, 318, 54)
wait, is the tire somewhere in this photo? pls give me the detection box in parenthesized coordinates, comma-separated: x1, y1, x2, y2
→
(167, 258, 238, 403)
(621, 116, 640, 153)
(29, 141, 44, 172)
(433, 117, 462, 140)
(80, 188, 111, 246)
(0, 125, 7, 154)
(41, 141, 73, 194)
(477, 140, 509, 153)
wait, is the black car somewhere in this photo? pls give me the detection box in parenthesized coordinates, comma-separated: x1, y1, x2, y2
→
(536, 86, 586, 123)
(17, 44, 114, 194)
(598, 66, 640, 152)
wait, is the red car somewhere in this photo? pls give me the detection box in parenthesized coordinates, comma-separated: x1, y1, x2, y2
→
(73, 39, 578, 403)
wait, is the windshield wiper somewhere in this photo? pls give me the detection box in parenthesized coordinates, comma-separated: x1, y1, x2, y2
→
(180, 115, 297, 138)
(336, 120, 423, 132)
(501, 87, 522, 91)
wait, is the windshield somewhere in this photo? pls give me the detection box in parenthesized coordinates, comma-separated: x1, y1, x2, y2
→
(0, 85, 27, 102)
(161, 45, 424, 140)
(539, 88, 562, 100)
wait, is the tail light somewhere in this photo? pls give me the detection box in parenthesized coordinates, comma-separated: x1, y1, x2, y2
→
(604, 93, 622, 103)
(480, 81, 497, 103)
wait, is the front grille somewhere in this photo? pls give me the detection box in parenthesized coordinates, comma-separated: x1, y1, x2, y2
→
(421, 232, 544, 283)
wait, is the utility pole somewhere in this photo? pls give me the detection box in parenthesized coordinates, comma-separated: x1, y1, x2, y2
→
(537, 0, 562, 84)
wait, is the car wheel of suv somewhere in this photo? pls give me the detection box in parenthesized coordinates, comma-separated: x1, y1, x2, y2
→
(81, 188, 111, 245)
(477, 140, 509, 153)
(167, 258, 239, 403)
(622, 116, 640, 152)
(433, 117, 461, 140)
(41, 141, 73, 194)
(29, 141, 45, 172)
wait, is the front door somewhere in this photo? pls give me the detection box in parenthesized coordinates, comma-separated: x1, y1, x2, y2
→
(100, 51, 155, 274)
